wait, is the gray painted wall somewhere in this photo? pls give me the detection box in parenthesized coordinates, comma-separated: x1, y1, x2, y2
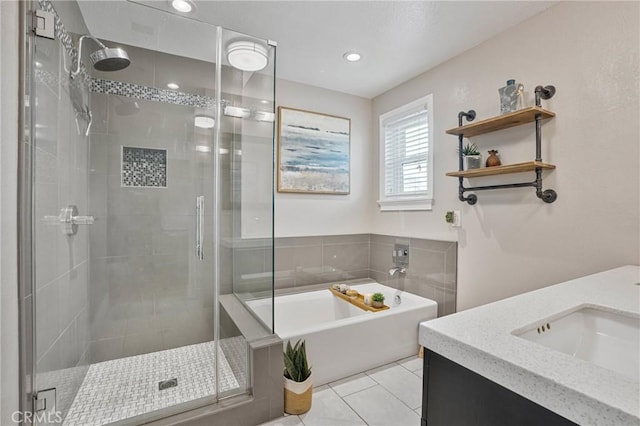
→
(371, 2, 640, 310)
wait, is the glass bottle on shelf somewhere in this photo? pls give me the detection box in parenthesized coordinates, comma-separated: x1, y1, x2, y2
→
(499, 79, 524, 114)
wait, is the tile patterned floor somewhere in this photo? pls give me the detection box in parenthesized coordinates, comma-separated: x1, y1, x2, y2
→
(64, 338, 245, 426)
(261, 356, 424, 426)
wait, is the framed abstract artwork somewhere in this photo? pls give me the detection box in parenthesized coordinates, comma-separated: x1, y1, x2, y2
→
(277, 106, 350, 194)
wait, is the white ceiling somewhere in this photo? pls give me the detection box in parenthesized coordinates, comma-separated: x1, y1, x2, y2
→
(78, 1, 557, 99)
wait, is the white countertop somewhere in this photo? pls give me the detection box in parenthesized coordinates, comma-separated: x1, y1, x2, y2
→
(419, 265, 640, 426)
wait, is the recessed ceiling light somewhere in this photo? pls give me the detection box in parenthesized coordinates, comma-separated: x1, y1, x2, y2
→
(226, 41, 268, 72)
(194, 115, 215, 128)
(195, 145, 211, 153)
(167, 82, 179, 90)
(343, 52, 361, 62)
(171, 0, 194, 13)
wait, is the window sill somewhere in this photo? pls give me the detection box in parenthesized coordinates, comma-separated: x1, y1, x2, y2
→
(377, 197, 433, 212)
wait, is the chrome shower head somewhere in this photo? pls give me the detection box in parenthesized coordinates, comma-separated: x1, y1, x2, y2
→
(90, 47, 130, 72)
(73, 35, 130, 75)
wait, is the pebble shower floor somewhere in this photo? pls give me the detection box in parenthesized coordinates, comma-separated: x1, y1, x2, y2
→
(64, 338, 246, 425)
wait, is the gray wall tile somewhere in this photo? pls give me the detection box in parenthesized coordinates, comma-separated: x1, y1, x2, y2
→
(370, 234, 396, 245)
(444, 242, 458, 291)
(369, 241, 394, 274)
(322, 242, 369, 274)
(411, 238, 455, 252)
(322, 234, 369, 245)
(275, 236, 323, 248)
(407, 247, 446, 287)
(90, 338, 124, 363)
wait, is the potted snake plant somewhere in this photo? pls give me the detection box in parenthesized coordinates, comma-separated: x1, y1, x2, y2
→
(283, 339, 313, 414)
(460, 142, 482, 170)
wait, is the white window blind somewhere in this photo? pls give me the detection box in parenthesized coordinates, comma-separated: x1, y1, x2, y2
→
(378, 94, 434, 211)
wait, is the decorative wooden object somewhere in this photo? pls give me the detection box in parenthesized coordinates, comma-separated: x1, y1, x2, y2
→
(486, 150, 501, 167)
(329, 288, 390, 312)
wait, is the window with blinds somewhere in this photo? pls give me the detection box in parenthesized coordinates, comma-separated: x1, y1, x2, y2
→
(378, 94, 434, 211)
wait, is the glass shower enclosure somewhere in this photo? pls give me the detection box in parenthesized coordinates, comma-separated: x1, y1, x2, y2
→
(19, 0, 276, 424)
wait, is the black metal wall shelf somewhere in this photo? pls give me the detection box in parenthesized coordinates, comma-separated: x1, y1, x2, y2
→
(447, 85, 558, 205)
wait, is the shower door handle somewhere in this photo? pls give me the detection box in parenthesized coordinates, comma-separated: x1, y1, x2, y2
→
(44, 205, 94, 235)
(195, 196, 204, 260)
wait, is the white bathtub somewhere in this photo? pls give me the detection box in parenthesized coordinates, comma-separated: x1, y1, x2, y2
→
(246, 281, 438, 386)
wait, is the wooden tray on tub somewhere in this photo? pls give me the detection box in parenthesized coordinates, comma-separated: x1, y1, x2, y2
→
(328, 288, 390, 312)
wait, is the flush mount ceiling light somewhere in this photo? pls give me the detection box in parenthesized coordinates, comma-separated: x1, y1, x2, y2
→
(167, 82, 179, 90)
(194, 115, 215, 129)
(223, 105, 251, 118)
(343, 52, 361, 62)
(253, 111, 275, 122)
(226, 41, 268, 72)
(171, 0, 195, 13)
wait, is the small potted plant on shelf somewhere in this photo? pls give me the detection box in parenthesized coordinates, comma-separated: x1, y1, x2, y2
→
(371, 292, 385, 309)
(460, 142, 482, 170)
(283, 339, 312, 415)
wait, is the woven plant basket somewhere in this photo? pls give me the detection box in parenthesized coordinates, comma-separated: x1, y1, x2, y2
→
(284, 375, 312, 415)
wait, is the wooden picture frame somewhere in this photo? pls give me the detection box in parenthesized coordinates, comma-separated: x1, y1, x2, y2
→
(277, 106, 351, 194)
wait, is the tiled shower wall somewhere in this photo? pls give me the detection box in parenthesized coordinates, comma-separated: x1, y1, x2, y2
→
(269, 234, 457, 316)
(87, 42, 218, 363)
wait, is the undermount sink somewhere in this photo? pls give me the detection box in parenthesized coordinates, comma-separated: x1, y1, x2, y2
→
(514, 306, 640, 382)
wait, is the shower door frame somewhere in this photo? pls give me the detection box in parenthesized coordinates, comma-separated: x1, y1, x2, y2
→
(18, 0, 97, 419)
(18, 0, 38, 419)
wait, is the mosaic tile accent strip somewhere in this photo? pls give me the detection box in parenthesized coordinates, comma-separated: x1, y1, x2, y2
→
(39, 0, 215, 110)
(91, 78, 216, 109)
(63, 341, 240, 426)
(121, 146, 167, 188)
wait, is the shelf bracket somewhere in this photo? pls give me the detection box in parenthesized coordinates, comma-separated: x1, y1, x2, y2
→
(457, 110, 477, 204)
(458, 172, 557, 204)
